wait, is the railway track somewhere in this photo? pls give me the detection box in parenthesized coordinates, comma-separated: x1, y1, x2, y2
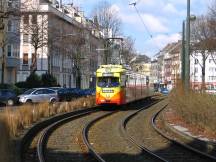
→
(21, 96, 158, 162)
(21, 96, 215, 162)
(21, 107, 101, 162)
(37, 109, 100, 162)
(123, 100, 216, 162)
(83, 97, 161, 162)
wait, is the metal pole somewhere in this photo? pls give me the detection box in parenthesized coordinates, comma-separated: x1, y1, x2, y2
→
(181, 21, 185, 83)
(185, 0, 190, 89)
(1, 18, 5, 84)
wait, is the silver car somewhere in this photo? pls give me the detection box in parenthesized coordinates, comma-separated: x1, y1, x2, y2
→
(18, 88, 59, 104)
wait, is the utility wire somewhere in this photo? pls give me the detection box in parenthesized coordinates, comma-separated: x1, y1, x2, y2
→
(129, 2, 162, 52)
(134, 5, 153, 38)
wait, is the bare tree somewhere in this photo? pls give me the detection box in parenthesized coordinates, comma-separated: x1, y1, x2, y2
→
(67, 31, 86, 88)
(208, 0, 216, 64)
(121, 36, 136, 65)
(0, 0, 26, 83)
(21, 12, 48, 73)
(191, 15, 216, 90)
(92, 0, 122, 38)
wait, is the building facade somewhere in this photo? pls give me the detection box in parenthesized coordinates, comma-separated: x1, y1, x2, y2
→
(150, 41, 181, 87)
(190, 52, 216, 90)
(0, 0, 20, 84)
(18, 0, 105, 88)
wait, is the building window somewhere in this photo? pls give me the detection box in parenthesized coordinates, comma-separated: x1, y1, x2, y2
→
(7, 20, 13, 32)
(195, 59, 199, 64)
(23, 34, 29, 43)
(209, 59, 215, 64)
(7, 45, 12, 57)
(31, 14, 37, 24)
(7, 0, 12, 7)
(23, 15, 29, 25)
(194, 67, 198, 73)
(209, 76, 216, 81)
(23, 53, 28, 65)
(13, 44, 19, 57)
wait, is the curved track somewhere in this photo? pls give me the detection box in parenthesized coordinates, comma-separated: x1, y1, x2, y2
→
(152, 105, 216, 161)
(22, 96, 215, 162)
(37, 109, 99, 162)
(82, 111, 118, 162)
(122, 101, 215, 162)
(82, 98, 161, 162)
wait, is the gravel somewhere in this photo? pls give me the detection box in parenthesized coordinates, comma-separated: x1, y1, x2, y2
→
(46, 111, 106, 162)
(126, 100, 214, 162)
(88, 102, 161, 162)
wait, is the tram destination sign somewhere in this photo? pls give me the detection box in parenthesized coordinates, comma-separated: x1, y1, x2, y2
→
(102, 72, 114, 77)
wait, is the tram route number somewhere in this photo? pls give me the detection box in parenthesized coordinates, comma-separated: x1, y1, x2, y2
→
(102, 72, 114, 77)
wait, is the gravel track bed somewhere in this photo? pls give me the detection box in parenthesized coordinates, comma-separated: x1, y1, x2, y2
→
(45, 111, 106, 162)
(88, 105, 160, 162)
(126, 100, 214, 162)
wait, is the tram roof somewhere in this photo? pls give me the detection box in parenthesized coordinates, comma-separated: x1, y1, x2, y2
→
(97, 64, 126, 73)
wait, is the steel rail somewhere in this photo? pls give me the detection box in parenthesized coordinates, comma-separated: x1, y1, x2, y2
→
(82, 111, 118, 162)
(37, 108, 99, 162)
(151, 105, 216, 161)
(120, 100, 168, 162)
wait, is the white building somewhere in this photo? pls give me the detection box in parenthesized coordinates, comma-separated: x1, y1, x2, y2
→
(190, 52, 216, 90)
(17, 0, 105, 88)
(0, 0, 20, 84)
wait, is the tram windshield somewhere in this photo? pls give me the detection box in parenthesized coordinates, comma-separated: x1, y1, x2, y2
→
(97, 77, 120, 87)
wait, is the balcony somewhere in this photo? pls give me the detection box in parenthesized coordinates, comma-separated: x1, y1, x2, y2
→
(6, 57, 20, 68)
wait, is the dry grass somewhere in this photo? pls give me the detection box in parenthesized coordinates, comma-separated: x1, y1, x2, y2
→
(169, 83, 216, 134)
(0, 117, 11, 162)
(0, 96, 95, 162)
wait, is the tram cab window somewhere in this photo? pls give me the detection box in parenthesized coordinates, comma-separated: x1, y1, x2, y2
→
(97, 77, 120, 87)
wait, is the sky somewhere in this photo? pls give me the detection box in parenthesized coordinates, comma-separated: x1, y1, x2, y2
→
(63, 0, 211, 57)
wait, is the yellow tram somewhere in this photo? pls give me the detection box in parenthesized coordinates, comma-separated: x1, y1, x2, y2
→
(96, 64, 149, 105)
(96, 65, 126, 105)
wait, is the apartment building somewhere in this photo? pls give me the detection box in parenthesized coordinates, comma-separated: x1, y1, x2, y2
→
(0, 0, 20, 84)
(150, 41, 181, 87)
(150, 53, 164, 84)
(18, 0, 105, 88)
(190, 52, 216, 90)
(163, 42, 181, 85)
(132, 55, 151, 75)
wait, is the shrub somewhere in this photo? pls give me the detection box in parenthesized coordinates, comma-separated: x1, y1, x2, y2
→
(41, 73, 57, 87)
(169, 83, 216, 134)
(26, 73, 42, 88)
(0, 84, 22, 95)
(15, 82, 27, 89)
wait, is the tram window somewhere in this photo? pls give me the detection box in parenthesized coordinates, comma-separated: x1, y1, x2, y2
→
(120, 75, 126, 87)
(97, 77, 120, 87)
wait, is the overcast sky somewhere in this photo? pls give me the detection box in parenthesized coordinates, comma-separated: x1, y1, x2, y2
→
(63, 0, 210, 57)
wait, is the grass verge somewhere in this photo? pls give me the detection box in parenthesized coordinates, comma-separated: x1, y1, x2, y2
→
(0, 96, 95, 162)
(169, 84, 216, 136)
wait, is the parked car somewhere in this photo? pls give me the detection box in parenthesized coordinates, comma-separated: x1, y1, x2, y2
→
(0, 89, 18, 106)
(57, 88, 77, 102)
(57, 88, 95, 102)
(18, 88, 59, 104)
